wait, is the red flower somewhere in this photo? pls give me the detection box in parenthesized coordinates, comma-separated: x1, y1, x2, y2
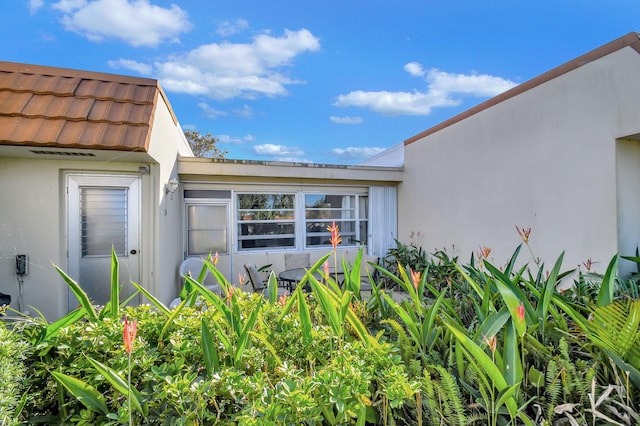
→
(515, 225, 532, 243)
(477, 246, 491, 261)
(123, 316, 137, 355)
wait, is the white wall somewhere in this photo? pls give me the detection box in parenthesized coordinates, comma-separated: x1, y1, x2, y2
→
(399, 47, 640, 275)
(0, 158, 149, 320)
(145, 96, 190, 305)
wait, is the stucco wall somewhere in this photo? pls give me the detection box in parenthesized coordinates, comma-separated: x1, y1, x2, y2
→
(144, 97, 188, 306)
(399, 47, 640, 275)
(0, 158, 148, 320)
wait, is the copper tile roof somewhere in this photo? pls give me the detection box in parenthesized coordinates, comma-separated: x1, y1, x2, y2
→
(0, 61, 164, 152)
(405, 32, 640, 145)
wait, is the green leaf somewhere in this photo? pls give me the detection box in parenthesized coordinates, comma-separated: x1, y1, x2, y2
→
(201, 319, 219, 377)
(130, 280, 170, 316)
(51, 371, 109, 415)
(539, 252, 564, 334)
(54, 264, 98, 322)
(234, 297, 262, 366)
(503, 320, 523, 386)
(40, 308, 85, 344)
(86, 357, 145, 415)
(308, 275, 343, 337)
(474, 307, 510, 343)
(109, 247, 120, 319)
(159, 292, 193, 345)
(443, 320, 519, 419)
(596, 254, 619, 307)
(298, 289, 312, 345)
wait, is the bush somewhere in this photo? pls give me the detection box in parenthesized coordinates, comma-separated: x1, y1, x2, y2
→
(0, 322, 30, 424)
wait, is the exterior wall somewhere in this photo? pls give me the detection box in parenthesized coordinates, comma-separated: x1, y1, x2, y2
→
(399, 47, 640, 275)
(145, 98, 192, 306)
(0, 157, 151, 320)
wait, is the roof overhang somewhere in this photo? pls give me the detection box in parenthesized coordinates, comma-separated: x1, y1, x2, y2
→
(178, 157, 404, 185)
(0, 144, 156, 163)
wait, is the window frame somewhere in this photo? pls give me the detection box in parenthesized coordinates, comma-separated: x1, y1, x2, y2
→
(235, 192, 297, 252)
(233, 190, 369, 253)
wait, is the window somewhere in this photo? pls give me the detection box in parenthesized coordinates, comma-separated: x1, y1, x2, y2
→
(80, 187, 128, 256)
(237, 193, 296, 250)
(305, 194, 368, 247)
(186, 204, 229, 256)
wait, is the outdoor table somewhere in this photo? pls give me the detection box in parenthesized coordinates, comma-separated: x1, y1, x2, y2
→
(278, 268, 343, 291)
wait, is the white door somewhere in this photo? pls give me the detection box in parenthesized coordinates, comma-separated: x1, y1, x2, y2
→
(67, 174, 140, 311)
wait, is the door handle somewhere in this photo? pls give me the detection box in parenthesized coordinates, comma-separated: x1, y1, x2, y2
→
(130, 249, 137, 255)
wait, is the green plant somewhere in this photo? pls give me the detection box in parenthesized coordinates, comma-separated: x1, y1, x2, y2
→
(0, 323, 30, 425)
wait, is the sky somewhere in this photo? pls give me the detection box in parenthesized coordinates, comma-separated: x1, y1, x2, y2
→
(3, 1, 640, 164)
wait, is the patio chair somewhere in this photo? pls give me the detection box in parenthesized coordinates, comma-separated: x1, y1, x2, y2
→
(245, 264, 289, 297)
(284, 252, 310, 270)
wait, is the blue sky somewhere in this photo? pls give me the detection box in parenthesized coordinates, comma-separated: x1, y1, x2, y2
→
(3, 1, 640, 164)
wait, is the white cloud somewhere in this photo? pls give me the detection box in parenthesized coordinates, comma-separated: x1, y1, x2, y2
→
(107, 58, 152, 75)
(330, 115, 363, 124)
(403, 61, 424, 77)
(218, 134, 255, 144)
(157, 29, 320, 100)
(29, 0, 44, 14)
(197, 103, 253, 119)
(197, 102, 227, 119)
(216, 18, 249, 37)
(331, 146, 386, 160)
(253, 143, 305, 157)
(335, 63, 517, 116)
(53, 0, 191, 47)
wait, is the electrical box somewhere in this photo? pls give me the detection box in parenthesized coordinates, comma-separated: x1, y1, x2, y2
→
(16, 255, 28, 275)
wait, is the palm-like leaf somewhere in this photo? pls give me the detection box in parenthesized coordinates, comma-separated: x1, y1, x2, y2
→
(588, 299, 640, 369)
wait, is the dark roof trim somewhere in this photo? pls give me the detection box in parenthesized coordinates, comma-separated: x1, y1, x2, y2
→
(405, 32, 640, 145)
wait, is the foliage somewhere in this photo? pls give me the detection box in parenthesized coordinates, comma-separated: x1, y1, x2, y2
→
(0, 323, 30, 425)
(6, 236, 640, 424)
(184, 130, 228, 158)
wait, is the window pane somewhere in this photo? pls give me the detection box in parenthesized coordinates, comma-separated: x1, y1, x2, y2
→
(188, 205, 227, 228)
(304, 194, 365, 248)
(187, 204, 228, 255)
(81, 187, 127, 256)
(237, 193, 296, 250)
(188, 230, 227, 255)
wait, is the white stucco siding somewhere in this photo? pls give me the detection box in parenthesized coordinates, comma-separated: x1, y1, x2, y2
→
(400, 47, 640, 274)
(146, 98, 189, 305)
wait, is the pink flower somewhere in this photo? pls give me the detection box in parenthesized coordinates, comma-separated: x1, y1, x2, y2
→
(516, 303, 525, 322)
(515, 225, 532, 243)
(410, 269, 421, 291)
(583, 257, 593, 272)
(327, 221, 342, 252)
(123, 316, 137, 355)
(239, 273, 246, 286)
(323, 260, 330, 276)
